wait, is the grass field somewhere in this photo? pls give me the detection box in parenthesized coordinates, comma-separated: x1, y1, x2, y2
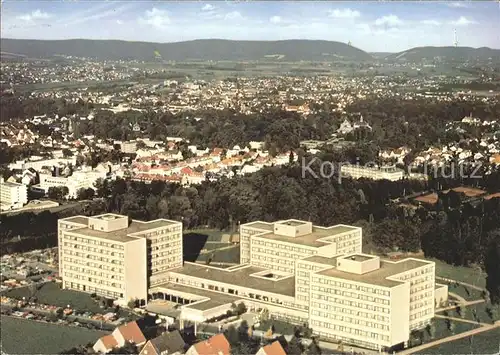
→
(421, 258, 486, 288)
(184, 228, 226, 242)
(4, 282, 102, 313)
(196, 245, 240, 264)
(419, 327, 500, 354)
(0, 315, 108, 354)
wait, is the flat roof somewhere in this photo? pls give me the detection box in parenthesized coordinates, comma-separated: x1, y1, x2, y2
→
(62, 216, 89, 225)
(170, 263, 296, 297)
(318, 259, 430, 288)
(0, 181, 22, 187)
(301, 255, 339, 267)
(343, 254, 375, 262)
(61, 216, 179, 243)
(153, 283, 242, 311)
(258, 225, 359, 248)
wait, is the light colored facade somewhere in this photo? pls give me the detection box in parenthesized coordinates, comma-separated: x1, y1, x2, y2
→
(308, 254, 435, 350)
(0, 178, 28, 211)
(39, 169, 107, 198)
(8, 157, 76, 171)
(239, 219, 362, 272)
(59, 214, 445, 351)
(341, 164, 405, 181)
(58, 213, 182, 303)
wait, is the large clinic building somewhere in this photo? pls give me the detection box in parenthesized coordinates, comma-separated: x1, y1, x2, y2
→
(58, 215, 446, 351)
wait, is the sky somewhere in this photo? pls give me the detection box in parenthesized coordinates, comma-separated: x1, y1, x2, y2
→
(1, 1, 499, 53)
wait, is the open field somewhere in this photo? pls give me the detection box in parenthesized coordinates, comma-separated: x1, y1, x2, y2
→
(4, 282, 102, 313)
(0, 315, 108, 354)
(419, 257, 486, 289)
(418, 326, 500, 354)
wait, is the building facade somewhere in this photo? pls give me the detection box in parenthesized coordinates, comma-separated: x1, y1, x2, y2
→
(0, 178, 28, 211)
(341, 164, 405, 181)
(58, 213, 182, 303)
(58, 215, 445, 351)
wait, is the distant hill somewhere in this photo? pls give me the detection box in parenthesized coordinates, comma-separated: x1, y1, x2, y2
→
(370, 52, 393, 59)
(386, 46, 500, 61)
(0, 38, 373, 62)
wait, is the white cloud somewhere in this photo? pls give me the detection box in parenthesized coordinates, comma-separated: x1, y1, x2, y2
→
(140, 8, 170, 29)
(447, 2, 469, 8)
(202, 4, 214, 11)
(270, 16, 281, 24)
(116, 20, 124, 25)
(449, 16, 476, 26)
(17, 9, 50, 22)
(421, 20, 441, 26)
(224, 11, 243, 21)
(328, 8, 361, 19)
(374, 15, 403, 27)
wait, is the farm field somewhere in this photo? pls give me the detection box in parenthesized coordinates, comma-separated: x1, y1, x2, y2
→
(0, 315, 108, 354)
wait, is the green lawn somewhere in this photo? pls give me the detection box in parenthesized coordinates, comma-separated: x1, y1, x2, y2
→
(0, 315, 109, 354)
(419, 327, 500, 354)
(196, 245, 240, 264)
(185, 229, 226, 242)
(428, 258, 486, 289)
(446, 282, 484, 302)
(4, 282, 102, 313)
(439, 303, 500, 325)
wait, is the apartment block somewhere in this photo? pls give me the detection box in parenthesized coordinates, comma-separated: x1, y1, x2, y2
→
(58, 213, 182, 303)
(308, 254, 435, 350)
(341, 164, 405, 181)
(240, 219, 362, 273)
(0, 178, 28, 211)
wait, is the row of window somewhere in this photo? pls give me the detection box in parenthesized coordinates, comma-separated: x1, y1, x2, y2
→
(251, 248, 305, 264)
(311, 277, 391, 297)
(312, 302, 390, 322)
(62, 235, 125, 249)
(298, 263, 324, 271)
(312, 286, 390, 305)
(149, 233, 182, 244)
(410, 308, 433, 320)
(310, 320, 390, 341)
(66, 282, 123, 299)
(63, 250, 124, 265)
(397, 266, 434, 281)
(64, 243, 125, 258)
(311, 310, 390, 331)
(65, 265, 124, 280)
(252, 239, 313, 255)
(64, 272, 123, 289)
(312, 293, 390, 313)
(62, 257, 123, 272)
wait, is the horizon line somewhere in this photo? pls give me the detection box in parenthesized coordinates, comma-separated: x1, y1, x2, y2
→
(1, 37, 499, 53)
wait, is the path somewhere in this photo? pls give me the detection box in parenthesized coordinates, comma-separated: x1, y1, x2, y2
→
(448, 291, 467, 304)
(398, 323, 499, 355)
(436, 277, 485, 292)
(434, 314, 489, 327)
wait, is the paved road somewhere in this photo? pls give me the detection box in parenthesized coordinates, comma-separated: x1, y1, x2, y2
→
(398, 322, 500, 355)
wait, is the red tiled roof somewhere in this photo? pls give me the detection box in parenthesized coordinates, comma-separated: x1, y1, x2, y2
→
(99, 334, 118, 350)
(261, 341, 286, 355)
(194, 334, 230, 355)
(116, 321, 146, 345)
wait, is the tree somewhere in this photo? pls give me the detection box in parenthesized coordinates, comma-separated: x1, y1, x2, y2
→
(77, 188, 95, 200)
(306, 338, 322, 355)
(62, 148, 73, 158)
(47, 186, 69, 200)
(127, 298, 138, 309)
(236, 302, 247, 315)
(287, 336, 304, 355)
(225, 325, 239, 346)
(485, 240, 500, 304)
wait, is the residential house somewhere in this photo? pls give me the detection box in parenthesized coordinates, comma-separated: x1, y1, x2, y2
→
(139, 330, 186, 355)
(185, 334, 230, 355)
(256, 340, 287, 355)
(93, 321, 146, 353)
